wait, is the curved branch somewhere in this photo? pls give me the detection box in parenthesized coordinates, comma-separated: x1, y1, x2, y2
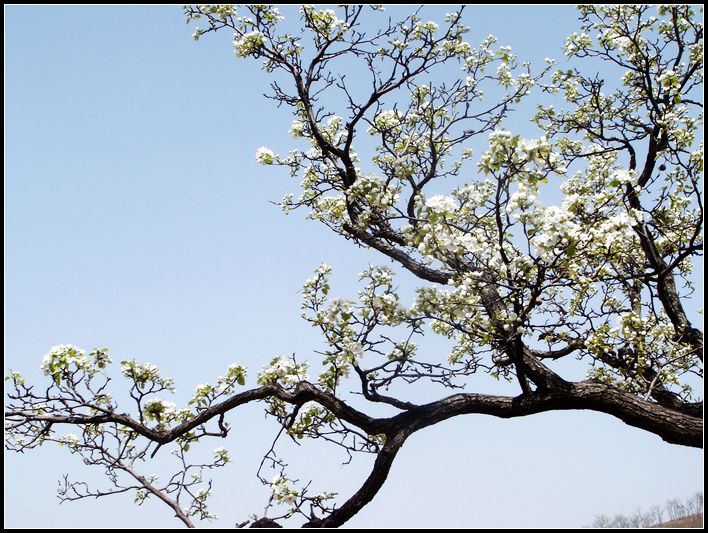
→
(385, 381, 701, 448)
(120, 462, 195, 528)
(9, 377, 700, 458)
(343, 224, 451, 285)
(7, 370, 701, 531)
(5, 382, 387, 447)
(303, 433, 406, 528)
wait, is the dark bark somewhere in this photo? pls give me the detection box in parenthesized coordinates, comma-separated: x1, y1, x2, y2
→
(251, 518, 283, 528)
(385, 384, 701, 448)
(303, 435, 405, 528)
(10, 379, 701, 452)
(6, 373, 702, 530)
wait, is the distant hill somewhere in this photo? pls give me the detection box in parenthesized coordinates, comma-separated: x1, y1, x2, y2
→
(655, 513, 703, 528)
(590, 492, 703, 528)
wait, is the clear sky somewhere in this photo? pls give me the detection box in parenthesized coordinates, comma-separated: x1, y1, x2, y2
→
(4, 5, 702, 529)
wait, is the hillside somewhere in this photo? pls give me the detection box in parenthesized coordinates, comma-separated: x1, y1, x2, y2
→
(655, 513, 703, 528)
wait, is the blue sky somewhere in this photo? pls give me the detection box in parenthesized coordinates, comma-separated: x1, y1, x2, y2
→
(5, 5, 702, 528)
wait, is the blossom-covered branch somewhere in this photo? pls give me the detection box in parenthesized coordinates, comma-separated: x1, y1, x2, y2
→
(6, 4, 702, 528)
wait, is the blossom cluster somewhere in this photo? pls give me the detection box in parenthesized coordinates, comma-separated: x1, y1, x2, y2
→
(40, 345, 113, 383)
(257, 356, 309, 386)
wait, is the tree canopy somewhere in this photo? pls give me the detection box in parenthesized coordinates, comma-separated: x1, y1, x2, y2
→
(5, 5, 703, 528)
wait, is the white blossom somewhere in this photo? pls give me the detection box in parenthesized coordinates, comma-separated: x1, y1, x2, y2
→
(425, 195, 457, 213)
(256, 146, 275, 165)
(234, 31, 266, 57)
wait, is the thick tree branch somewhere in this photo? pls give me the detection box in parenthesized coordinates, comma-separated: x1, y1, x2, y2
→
(303, 434, 406, 528)
(6, 382, 387, 447)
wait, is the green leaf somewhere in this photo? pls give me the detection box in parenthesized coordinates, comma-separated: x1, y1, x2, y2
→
(567, 243, 577, 257)
(237, 375, 245, 386)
